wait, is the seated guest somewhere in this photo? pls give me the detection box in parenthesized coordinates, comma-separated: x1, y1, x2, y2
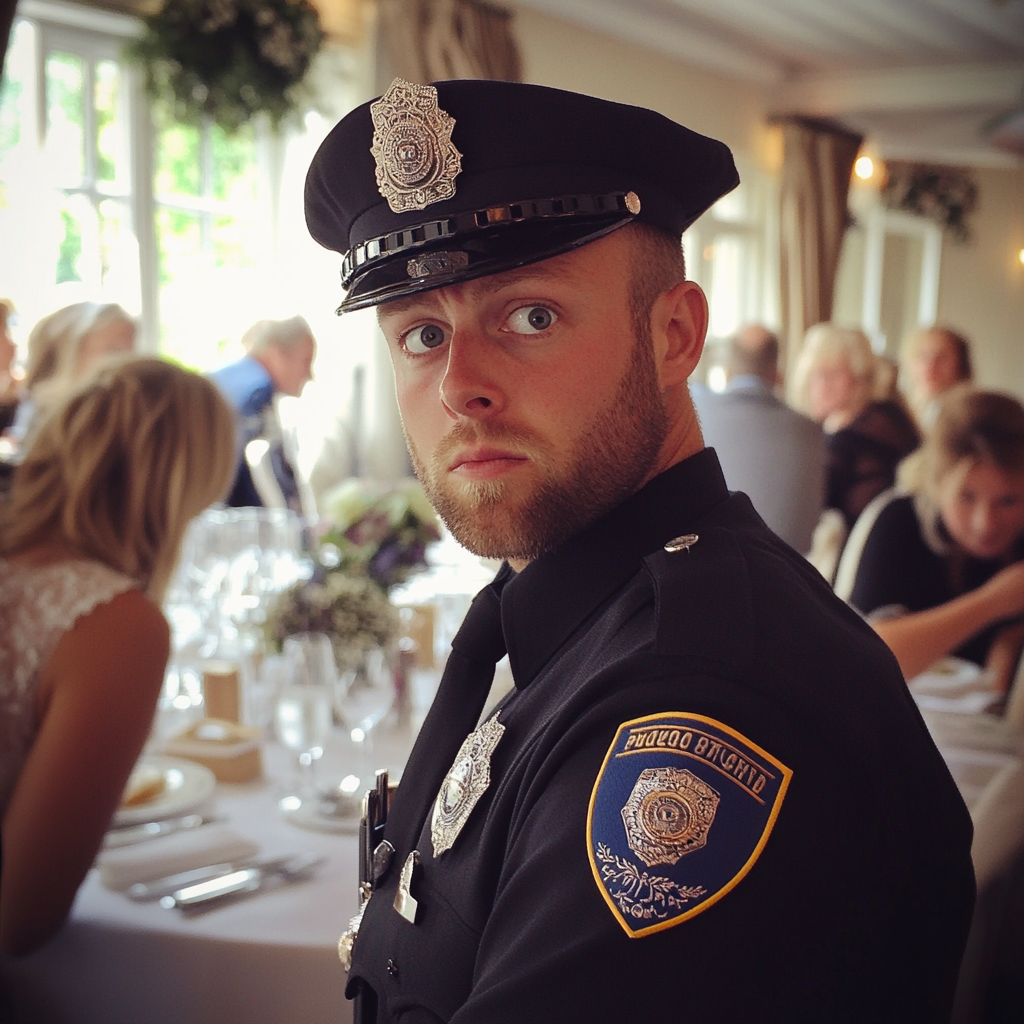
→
(692, 324, 824, 553)
(901, 324, 973, 431)
(10, 302, 137, 447)
(0, 358, 234, 955)
(793, 323, 919, 529)
(843, 386, 1024, 692)
(210, 316, 316, 514)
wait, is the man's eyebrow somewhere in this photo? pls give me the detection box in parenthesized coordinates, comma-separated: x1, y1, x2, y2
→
(376, 259, 577, 325)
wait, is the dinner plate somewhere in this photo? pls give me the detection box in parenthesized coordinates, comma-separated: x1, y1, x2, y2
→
(112, 755, 217, 827)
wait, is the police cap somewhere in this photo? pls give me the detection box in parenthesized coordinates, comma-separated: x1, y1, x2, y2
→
(305, 78, 739, 312)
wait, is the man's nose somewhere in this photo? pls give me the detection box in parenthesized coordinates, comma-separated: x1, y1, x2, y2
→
(439, 330, 503, 418)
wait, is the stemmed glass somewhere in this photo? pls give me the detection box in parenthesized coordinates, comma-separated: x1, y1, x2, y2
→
(322, 647, 396, 820)
(274, 634, 335, 808)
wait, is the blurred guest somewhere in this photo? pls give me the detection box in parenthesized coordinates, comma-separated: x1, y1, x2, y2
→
(794, 323, 919, 529)
(692, 324, 824, 553)
(0, 299, 19, 434)
(210, 316, 316, 515)
(842, 387, 1024, 693)
(11, 302, 137, 447)
(901, 325, 973, 431)
(0, 357, 235, 955)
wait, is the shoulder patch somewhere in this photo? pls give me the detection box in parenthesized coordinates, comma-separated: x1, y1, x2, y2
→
(587, 712, 791, 938)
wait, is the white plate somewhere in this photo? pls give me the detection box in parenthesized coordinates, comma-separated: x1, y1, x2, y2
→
(112, 755, 216, 827)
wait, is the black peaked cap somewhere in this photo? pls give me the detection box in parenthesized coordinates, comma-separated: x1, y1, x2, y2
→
(305, 79, 739, 312)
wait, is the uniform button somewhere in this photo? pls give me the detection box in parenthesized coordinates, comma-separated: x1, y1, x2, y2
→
(387, 958, 399, 977)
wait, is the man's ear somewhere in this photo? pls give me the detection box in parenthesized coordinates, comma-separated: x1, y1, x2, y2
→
(651, 280, 708, 389)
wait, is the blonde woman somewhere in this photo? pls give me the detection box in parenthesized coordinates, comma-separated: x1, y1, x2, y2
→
(0, 357, 235, 954)
(846, 387, 1024, 691)
(793, 323, 919, 528)
(10, 302, 137, 447)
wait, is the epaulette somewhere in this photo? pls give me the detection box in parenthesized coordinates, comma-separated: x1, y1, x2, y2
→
(642, 522, 755, 678)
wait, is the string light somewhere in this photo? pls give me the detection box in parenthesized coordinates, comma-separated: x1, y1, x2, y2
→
(854, 156, 875, 180)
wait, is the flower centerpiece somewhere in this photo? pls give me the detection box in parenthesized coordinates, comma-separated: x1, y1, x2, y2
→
(262, 571, 398, 672)
(127, 0, 323, 132)
(318, 478, 443, 592)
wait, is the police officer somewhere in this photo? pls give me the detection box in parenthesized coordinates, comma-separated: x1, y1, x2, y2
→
(305, 79, 974, 1023)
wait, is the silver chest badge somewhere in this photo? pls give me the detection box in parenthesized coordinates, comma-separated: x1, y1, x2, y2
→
(431, 716, 505, 857)
(370, 78, 463, 213)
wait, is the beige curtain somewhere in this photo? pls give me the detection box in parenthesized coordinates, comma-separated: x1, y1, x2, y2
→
(778, 117, 863, 389)
(378, 0, 522, 84)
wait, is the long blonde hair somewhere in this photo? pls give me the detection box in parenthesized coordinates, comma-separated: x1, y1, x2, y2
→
(0, 357, 236, 599)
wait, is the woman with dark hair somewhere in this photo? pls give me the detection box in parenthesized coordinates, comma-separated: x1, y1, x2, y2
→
(843, 386, 1024, 691)
(901, 325, 973, 431)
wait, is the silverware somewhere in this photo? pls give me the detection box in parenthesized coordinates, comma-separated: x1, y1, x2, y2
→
(127, 853, 305, 902)
(104, 814, 222, 849)
(160, 852, 324, 911)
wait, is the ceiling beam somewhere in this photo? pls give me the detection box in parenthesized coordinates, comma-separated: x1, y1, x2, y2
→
(773, 63, 1024, 116)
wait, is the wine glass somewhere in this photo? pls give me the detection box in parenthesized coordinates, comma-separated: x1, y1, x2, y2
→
(323, 647, 395, 818)
(274, 634, 335, 805)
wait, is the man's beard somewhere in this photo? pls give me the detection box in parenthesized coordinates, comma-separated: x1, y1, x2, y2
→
(406, 329, 670, 562)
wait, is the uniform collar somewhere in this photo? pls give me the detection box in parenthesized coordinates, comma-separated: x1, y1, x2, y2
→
(499, 447, 729, 690)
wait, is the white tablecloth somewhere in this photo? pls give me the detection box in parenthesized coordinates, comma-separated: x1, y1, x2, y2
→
(2, 722, 418, 1024)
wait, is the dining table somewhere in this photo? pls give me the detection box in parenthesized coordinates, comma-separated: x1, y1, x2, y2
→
(1, 720, 424, 1024)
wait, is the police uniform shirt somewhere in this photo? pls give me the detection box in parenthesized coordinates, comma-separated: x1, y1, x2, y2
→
(348, 449, 974, 1024)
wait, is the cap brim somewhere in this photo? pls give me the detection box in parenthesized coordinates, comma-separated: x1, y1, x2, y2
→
(337, 212, 634, 313)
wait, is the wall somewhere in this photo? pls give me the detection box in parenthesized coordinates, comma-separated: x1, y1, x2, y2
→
(935, 164, 1024, 394)
(512, 6, 773, 173)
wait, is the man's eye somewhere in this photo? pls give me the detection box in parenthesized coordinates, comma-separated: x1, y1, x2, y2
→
(507, 306, 557, 335)
(404, 324, 446, 354)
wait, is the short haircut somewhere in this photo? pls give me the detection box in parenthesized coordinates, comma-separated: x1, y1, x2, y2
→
(625, 222, 687, 342)
(0, 357, 236, 600)
(791, 323, 876, 416)
(242, 316, 314, 356)
(728, 327, 779, 381)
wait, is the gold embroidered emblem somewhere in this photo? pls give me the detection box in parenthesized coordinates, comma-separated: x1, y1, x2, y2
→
(370, 78, 463, 213)
(621, 767, 720, 867)
(431, 716, 504, 857)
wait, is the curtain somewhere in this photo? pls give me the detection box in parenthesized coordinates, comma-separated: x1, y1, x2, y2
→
(778, 117, 863, 389)
(378, 0, 522, 84)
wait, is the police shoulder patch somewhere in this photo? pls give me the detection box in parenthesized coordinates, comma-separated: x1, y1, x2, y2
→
(587, 712, 791, 938)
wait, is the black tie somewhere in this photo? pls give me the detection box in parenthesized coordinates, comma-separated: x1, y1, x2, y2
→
(384, 564, 512, 859)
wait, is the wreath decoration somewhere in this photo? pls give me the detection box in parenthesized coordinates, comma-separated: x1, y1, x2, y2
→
(882, 161, 978, 244)
(127, 0, 324, 133)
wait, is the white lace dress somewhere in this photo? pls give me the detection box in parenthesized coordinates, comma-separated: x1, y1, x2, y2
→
(0, 558, 137, 813)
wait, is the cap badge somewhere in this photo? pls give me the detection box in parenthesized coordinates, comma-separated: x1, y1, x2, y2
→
(370, 78, 463, 214)
(407, 250, 469, 279)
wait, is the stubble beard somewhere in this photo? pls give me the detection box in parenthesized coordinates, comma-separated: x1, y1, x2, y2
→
(406, 329, 670, 562)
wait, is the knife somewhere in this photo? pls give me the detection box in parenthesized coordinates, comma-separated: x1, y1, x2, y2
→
(160, 851, 324, 911)
(126, 853, 301, 901)
(104, 814, 222, 849)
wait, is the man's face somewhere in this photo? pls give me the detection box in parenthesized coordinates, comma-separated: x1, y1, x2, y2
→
(378, 230, 670, 563)
(275, 335, 316, 397)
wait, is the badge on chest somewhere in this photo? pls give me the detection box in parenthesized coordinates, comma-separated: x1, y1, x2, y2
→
(431, 716, 505, 857)
(588, 712, 792, 938)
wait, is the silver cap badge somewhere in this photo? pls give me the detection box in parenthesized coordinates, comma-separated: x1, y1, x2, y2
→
(370, 78, 463, 213)
(431, 716, 505, 857)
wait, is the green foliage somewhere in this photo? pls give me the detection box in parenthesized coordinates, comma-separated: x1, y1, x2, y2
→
(126, 0, 323, 134)
(56, 207, 82, 283)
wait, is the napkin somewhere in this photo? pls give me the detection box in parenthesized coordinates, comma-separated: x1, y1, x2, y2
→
(97, 824, 260, 891)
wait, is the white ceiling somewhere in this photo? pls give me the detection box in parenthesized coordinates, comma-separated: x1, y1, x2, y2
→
(516, 0, 1024, 165)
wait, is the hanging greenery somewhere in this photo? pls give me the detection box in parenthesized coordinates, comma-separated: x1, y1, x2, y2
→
(127, 0, 324, 133)
(882, 161, 978, 244)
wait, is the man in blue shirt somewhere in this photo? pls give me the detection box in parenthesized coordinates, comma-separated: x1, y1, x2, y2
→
(210, 316, 316, 509)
